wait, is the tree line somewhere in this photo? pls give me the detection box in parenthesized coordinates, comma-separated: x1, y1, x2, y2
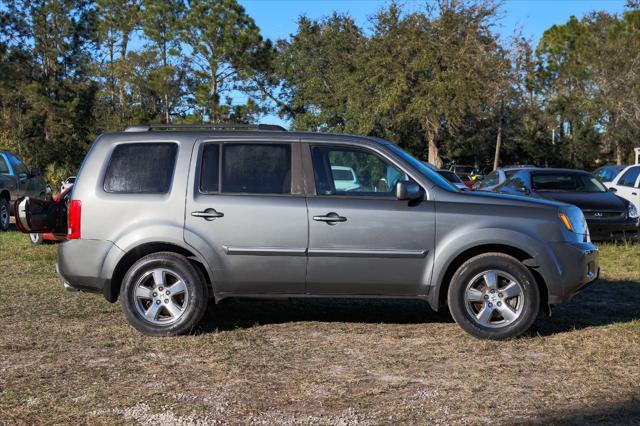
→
(1, 0, 639, 186)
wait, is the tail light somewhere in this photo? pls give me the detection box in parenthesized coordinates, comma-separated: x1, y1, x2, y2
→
(68, 200, 82, 239)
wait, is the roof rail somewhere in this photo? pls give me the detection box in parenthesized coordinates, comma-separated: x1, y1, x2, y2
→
(124, 123, 287, 132)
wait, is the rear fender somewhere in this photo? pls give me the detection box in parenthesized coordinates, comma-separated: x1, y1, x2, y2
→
(107, 223, 215, 291)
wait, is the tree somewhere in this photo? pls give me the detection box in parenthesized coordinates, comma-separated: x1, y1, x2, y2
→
(141, 0, 185, 123)
(95, 0, 140, 118)
(184, 0, 262, 123)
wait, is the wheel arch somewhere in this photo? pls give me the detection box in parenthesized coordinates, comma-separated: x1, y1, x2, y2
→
(431, 242, 549, 313)
(0, 189, 10, 202)
(104, 241, 213, 303)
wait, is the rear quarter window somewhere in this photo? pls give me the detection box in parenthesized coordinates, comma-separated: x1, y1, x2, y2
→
(103, 143, 178, 193)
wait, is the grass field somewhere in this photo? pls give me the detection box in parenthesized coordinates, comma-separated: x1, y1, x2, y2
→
(1, 227, 639, 425)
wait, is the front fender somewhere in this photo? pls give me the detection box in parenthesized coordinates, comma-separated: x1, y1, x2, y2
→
(428, 227, 562, 310)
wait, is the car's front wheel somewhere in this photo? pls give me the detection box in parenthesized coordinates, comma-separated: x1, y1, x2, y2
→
(120, 252, 208, 336)
(448, 253, 540, 340)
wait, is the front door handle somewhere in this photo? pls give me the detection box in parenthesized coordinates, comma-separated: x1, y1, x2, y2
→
(191, 208, 224, 221)
(313, 212, 347, 224)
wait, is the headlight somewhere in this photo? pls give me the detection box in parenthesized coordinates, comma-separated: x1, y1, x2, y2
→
(628, 203, 639, 219)
(559, 207, 588, 235)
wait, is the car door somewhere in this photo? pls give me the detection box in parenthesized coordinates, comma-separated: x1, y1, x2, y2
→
(184, 139, 308, 295)
(611, 166, 640, 212)
(304, 142, 435, 296)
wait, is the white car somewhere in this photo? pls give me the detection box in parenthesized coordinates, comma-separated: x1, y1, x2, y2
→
(61, 176, 76, 193)
(331, 166, 360, 191)
(605, 165, 640, 212)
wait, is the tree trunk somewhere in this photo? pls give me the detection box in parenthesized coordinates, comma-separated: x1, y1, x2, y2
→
(615, 140, 622, 165)
(493, 124, 502, 171)
(210, 68, 218, 123)
(109, 39, 116, 112)
(493, 99, 504, 171)
(162, 41, 170, 124)
(427, 125, 441, 168)
(118, 32, 130, 115)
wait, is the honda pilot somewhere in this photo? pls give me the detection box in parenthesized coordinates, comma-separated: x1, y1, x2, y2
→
(15, 124, 599, 339)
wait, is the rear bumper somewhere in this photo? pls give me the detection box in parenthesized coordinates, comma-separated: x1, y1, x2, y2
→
(56, 239, 122, 295)
(547, 242, 599, 304)
(587, 218, 639, 241)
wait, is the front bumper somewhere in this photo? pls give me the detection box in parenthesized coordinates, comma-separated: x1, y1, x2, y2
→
(587, 218, 639, 241)
(546, 241, 599, 304)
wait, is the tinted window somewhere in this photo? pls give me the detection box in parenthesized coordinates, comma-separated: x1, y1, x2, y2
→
(532, 173, 606, 193)
(200, 144, 220, 193)
(0, 156, 8, 174)
(504, 170, 519, 179)
(311, 145, 408, 196)
(480, 171, 500, 187)
(9, 154, 28, 176)
(618, 166, 640, 187)
(104, 143, 177, 193)
(222, 144, 291, 194)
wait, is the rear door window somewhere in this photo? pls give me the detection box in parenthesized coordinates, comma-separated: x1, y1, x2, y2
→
(104, 143, 178, 193)
(221, 144, 291, 194)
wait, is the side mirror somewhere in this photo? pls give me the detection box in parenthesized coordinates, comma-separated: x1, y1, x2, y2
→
(30, 168, 41, 178)
(517, 186, 530, 195)
(395, 181, 423, 201)
(608, 187, 617, 193)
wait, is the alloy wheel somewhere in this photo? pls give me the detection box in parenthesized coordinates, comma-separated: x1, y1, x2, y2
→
(463, 270, 525, 328)
(133, 268, 189, 326)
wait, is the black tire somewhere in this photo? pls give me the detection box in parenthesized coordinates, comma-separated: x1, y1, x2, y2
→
(0, 198, 9, 231)
(120, 252, 208, 336)
(447, 253, 540, 340)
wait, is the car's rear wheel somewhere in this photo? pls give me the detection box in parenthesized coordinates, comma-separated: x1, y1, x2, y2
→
(447, 253, 540, 340)
(0, 198, 10, 231)
(120, 252, 208, 336)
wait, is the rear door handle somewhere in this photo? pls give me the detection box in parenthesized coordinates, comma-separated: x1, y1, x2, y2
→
(191, 208, 224, 221)
(313, 212, 347, 224)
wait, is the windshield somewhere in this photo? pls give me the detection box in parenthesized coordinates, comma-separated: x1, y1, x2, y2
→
(532, 173, 607, 193)
(385, 144, 459, 192)
(438, 171, 462, 183)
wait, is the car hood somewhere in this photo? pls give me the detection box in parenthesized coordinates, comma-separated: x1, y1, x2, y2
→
(532, 191, 626, 212)
(460, 189, 567, 209)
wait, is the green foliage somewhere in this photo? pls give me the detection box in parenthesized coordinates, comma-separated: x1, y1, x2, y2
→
(0, 0, 639, 188)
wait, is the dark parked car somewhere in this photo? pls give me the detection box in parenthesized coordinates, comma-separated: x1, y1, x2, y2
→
(495, 168, 639, 241)
(593, 165, 626, 183)
(436, 170, 468, 190)
(0, 151, 48, 231)
(14, 124, 599, 340)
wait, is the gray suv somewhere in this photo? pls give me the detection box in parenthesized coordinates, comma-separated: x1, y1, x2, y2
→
(15, 125, 599, 339)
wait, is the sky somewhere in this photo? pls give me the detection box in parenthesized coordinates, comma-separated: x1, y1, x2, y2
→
(237, 0, 629, 126)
